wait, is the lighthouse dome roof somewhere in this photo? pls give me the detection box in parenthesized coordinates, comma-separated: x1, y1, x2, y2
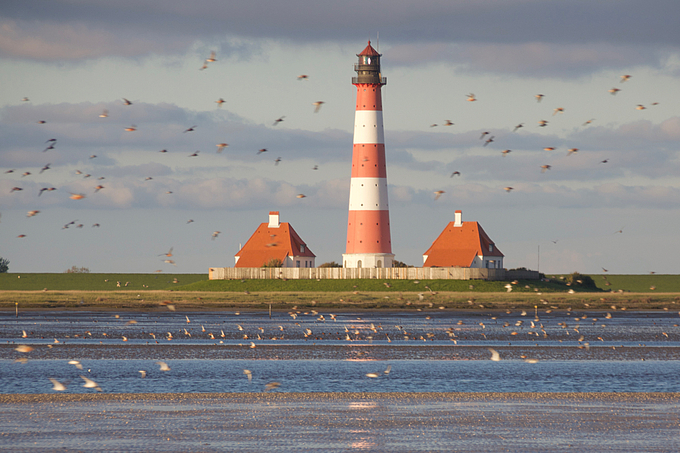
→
(357, 40, 381, 57)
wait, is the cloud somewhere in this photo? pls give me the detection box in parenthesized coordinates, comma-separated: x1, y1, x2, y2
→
(2, 1, 679, 66)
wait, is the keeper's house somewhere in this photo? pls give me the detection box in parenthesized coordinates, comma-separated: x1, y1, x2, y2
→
(234, 211, 316, 268)
(423, 210, 504, 269)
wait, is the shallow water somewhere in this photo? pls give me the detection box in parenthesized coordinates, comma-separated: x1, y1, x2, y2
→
(2, 310, 680, 394)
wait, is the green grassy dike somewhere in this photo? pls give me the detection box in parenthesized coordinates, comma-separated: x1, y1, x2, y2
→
(1, 273, 679, 311)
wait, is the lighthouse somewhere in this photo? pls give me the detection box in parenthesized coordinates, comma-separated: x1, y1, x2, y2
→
(342, 41, 394, 269)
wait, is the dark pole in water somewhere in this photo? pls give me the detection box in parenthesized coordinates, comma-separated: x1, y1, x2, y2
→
(269, 304, 272, 319)
(15, 302, 18, 317)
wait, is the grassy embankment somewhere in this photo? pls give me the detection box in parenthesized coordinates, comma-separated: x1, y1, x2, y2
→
(1, 273, 679, 311)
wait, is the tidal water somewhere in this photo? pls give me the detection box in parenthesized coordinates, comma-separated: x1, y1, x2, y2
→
(2, 309, 680, 394)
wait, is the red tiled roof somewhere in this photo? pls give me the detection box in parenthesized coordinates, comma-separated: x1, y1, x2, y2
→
(235, 222, 315, 268)
(423, 221, 503, 267)
(358, 40, 380, 57)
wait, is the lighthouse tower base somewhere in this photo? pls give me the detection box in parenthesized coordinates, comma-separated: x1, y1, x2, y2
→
(342, 253, 394, 269)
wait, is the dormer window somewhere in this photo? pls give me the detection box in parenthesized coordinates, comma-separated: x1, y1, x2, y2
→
(300, 244, 305, 253)
(489, 244, 493, 252)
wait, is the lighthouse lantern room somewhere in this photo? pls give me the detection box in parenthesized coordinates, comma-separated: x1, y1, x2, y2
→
(342, 41, 394, 269)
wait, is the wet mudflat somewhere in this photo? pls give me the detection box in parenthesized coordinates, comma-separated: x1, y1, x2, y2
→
(1, 392, 679, 452)
(2, 309, 680, 451)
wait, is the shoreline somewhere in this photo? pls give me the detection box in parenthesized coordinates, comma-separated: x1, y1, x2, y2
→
(1, 290, 679, 312)
(2, 391, 679, 404)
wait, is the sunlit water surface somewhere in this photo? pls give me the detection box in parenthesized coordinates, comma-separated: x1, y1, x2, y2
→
(2, 310, 680, 394)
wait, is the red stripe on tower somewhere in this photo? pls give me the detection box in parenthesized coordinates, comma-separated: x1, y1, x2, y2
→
(342, 41, 394, 269)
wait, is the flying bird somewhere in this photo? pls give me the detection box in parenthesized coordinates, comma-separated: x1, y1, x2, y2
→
(553, 107, 564, 115)
(535, 94, 544, 102)
(443, 120, 454, 126)
(183, 125, 197, 133)
(156, 361, 171, 371)
(609, 88, 621, 95)
(205, 50, 217, 63)
(538, 120, 549, 127)
(297, 74, 309, 80)
(10, 187, 22, 193)
(69, 193, 86, 200)
(257, 148, 267, 155)
(483, 136, 494, 147)
(540, 165, 552, 173)
(80, 375, 102, 391)
(513, 123, 524, 132)
(216, 143, 229, 152)
(313, 101, 325, 113)
(215, 98, 226, 107)
(27, 210, 40, 217)
(99, 109, 109, 118)
(620, 74, 632, 82)
(567, 148, 579, 156)
(583, 119, 595, 126)
(189, 151, 200, 157)
(466, 93, 476, 102)
(433, 190, 445, 200)
(450, 171, 460, 177)
(636, 105, 646, 110)
(124, 125, 137, 132)
(49, 378, 67, 391)
(273, 116, 285, 125)
(94, 185, 104, 192)
(212, 231, 221, 240)
(488, 348, 501, 361)
(296, 194, 306, 199)
(160, 247, 173, 257)
(274, 157, 281, 165)
(504, 187, 514, 192)
(123, 98, 132, 106)
(501, 149, 512, 156)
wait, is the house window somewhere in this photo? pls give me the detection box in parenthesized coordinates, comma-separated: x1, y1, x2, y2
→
(489, 244, 493, 252)
(357, 260, 362, 268)
(296, 261, 300, 268)
(300, 244, 305, 253)
(377, 260, 382, 268)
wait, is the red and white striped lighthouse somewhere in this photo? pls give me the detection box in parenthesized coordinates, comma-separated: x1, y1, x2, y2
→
(342, 41, 394, 269)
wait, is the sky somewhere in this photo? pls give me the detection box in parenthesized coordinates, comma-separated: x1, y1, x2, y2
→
(1, 0, 679, 275)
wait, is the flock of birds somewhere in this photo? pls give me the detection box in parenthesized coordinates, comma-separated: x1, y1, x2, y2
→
(4, 50, 330, 268)
(430, 74, 659, 197)
(10, 300, 679, 393)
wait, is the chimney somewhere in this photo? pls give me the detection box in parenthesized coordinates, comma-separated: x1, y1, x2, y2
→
(454, 210, 462, 227)
(268, 211, 280, 228)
